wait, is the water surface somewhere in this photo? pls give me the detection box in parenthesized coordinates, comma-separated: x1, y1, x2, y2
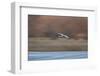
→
(28, 51, 88, 61)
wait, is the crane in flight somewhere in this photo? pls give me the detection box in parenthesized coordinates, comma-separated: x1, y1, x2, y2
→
(57, 33, 70, 39)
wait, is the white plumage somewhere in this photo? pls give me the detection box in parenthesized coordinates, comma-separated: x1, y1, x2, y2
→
(57, 33, 69, 39)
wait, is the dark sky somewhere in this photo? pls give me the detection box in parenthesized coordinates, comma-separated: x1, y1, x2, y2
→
(28, 15, 88, 39)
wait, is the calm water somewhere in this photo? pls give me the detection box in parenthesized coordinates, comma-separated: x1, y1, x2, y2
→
(28, 51, 88, 61)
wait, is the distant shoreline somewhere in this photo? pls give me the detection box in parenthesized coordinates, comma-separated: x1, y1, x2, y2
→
(28, 37, 88, 51)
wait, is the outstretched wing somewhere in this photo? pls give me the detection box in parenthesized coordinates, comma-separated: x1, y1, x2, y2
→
(57, 33, 69, 39)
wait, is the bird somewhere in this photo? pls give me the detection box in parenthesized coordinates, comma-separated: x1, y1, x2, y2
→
(57, 33, 70, 39)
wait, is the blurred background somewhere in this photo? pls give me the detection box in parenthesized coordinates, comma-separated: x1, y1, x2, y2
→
(28, 15, 88, 40)
(28, 15, 88, 51)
